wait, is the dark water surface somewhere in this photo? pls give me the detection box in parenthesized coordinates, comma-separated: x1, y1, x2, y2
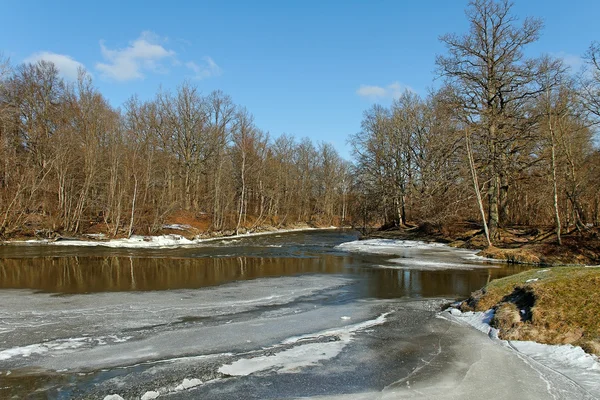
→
(0, 229, 526, 297)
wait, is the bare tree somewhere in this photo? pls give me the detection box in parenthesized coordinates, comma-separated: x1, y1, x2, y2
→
(436, 0, 543, 240)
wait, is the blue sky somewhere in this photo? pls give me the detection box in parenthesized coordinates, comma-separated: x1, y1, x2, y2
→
(2, 0, 599, 158)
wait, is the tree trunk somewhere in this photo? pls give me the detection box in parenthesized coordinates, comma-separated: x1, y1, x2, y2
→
(466, 130, 492, 247)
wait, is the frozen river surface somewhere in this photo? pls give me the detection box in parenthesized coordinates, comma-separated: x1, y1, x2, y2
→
(0, 230, 598, 399)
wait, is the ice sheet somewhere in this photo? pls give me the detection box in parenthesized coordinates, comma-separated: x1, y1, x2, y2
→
(219, 312, 391, 376)
(444, 307, 600, 397)
(336, 239, 448, 254)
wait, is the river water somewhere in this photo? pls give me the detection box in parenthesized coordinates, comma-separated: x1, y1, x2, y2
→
(0, 230, 592, 399)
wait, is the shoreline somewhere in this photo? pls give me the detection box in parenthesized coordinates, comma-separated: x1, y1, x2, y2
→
(343, 231, 600, 360)
(0, 225, 344, 248)
(363, 225, 600, 267)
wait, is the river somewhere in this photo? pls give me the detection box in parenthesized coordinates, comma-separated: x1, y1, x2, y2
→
(0, 230, 596, 399)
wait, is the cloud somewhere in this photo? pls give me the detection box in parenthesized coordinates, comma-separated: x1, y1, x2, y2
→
(96, 31, 176, 81)
(551, 52, 584, 71)
(24, 52, 86, 81)
(185, 57, 222, 80)
(356, 81, 414, 99)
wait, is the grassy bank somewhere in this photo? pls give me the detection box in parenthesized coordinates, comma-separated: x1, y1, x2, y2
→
(459, 267, 600, 356)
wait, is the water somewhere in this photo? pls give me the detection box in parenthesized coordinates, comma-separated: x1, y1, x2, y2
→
(0, 230, 522, 297)
(0, 230, 535, 399)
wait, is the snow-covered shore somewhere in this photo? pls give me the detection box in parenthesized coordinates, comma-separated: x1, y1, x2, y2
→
(335, 238, 500, 270)
(442, 307, 600, 398)
(2, 226, 339, 249)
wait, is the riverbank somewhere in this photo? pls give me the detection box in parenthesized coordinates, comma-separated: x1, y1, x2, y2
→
(364, 224, 600, 357)
(366, 223, 600, 266)
(455, 266, 600, 357)
(0, 224, 340, 248)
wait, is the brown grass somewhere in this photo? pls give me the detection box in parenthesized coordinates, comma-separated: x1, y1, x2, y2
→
(460, 267, 600, 355)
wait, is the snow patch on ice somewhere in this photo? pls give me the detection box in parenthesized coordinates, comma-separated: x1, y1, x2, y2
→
(445, 308, 498, 338)
(173, 378, 202, 391)
(388, 258, 499, 270)
(103, 395, 124, 400)
(336, 239, 447, 254)
(283, 311, 391, 344)
(0, 335, 132, 361)
(141, 391, 160, 400)
(219, 340, 346, 376)
(336, 239, 494, 270)
(219, 312, 391, 377)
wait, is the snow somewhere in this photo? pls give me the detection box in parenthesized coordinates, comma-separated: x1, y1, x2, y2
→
(219, 312, 391, 376)
(388, 258, 499, 270)
(5, 227, 338, 249)
(443, 307, 600, 397)
(0, 335, 132, 361)
(162, 224, 193, 231)
(509, 341, 600, 395)
(103, 395, 124, 400)
(219, 341, 347, 376)
(336, 239, 447, 254)
(335, 239, 496, 270)
(141, 391, 160, 400)
(173, 378, 202, 391)
(282, 311, 391, 344)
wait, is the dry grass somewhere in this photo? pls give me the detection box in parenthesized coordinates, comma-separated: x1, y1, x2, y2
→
(461, 266, 600, 355)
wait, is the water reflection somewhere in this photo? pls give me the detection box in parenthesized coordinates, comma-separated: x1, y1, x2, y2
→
(0, 254, 529, 298)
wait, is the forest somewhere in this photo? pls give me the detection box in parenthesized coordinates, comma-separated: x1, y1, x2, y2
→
(1, 0, 599, 245)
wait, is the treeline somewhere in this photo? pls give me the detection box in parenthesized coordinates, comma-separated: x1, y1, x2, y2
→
(0, 61, 352, 238)
(351, 0, 600, 244)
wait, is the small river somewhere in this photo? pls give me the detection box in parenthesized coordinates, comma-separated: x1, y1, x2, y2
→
(0, 230, 541, 399)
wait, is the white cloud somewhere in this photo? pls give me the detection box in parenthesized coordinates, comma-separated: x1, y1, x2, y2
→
(356, 81, 414, 99)
(24, 51, 86, 81)
(185, 57, 222, 80)
(96, 31, 176, 81)
(551, 51, 584, 72)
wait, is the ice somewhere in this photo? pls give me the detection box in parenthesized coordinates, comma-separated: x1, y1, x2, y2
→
(388, 258, 499, 270)
(103, 395, 124, 400)
(336, 239, 447, 254)
(219, 341, 346, 376)
(336, 239, 494, 270)
(282, 312, 390, 344)
(0, 337, 95, 361)
(141, 391, 160, 400)
(173, 378, 203, 391)
(444, 307, 600, 398)
(509, 341, 600, 397)
(0, 276, 358, 371)
(445, 308, 497, 337)
(219, 312, 391, 376)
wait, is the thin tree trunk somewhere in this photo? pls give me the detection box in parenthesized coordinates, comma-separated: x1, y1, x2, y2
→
(549, 118, 562, 245)
(128, 176, 138, 238)
(466, 130, 492, 247)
